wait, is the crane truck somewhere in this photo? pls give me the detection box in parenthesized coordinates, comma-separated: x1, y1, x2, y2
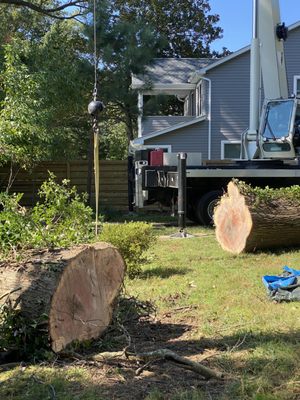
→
(131, 0, 300, 225)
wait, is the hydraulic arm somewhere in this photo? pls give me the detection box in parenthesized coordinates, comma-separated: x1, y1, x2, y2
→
(243, 0, 300, 160)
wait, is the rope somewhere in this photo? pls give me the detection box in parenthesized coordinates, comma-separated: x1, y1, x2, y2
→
(93, 0, 97, 100)
(93, 118, 100, 236)
(92, 0, 99, 235)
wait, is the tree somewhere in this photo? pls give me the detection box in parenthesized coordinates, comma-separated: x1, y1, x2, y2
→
(114, 0, 223, 57)
(95, 0, 224, 144)
(0, 0, 225, 164)
(83, 0, 167, 143)
(99, 21, 166, 142)
(0, 0, 88, 19)
(0, 18, 92, 166)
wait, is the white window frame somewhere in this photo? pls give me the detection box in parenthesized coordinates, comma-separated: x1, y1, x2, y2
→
(221, 140, 241, 160)
(293, 75, 300, 96)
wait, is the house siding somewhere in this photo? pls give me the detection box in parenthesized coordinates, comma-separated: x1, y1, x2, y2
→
(138, 25, 300, 161)
(284, 26, 300, 94)
(142, 116, 195, 136)
(144, 120, 209, 158)
(207, 25, 300, 160)
(206, 51, 250, 159)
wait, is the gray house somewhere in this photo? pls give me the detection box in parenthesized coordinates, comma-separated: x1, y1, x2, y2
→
(131, 21, 300, 162)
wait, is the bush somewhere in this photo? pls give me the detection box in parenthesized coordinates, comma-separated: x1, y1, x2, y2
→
(0, 192, 33, 253)
(30, 173, 95, 248)
(99, 222, 156, 277)
(0, 173, 95, 255)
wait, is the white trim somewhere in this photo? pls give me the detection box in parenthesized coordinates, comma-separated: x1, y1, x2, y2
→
(133, 115, 206, 145)
(221, 140, 241, 160)
(293, 75, 300, 96)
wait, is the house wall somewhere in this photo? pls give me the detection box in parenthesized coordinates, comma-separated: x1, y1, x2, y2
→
(284, 26, 300, 93)
(142, 116, 194, 135)
(142, 25, 300, 161)
(206, 51, 250, 159)
(145, 120, 209, 158)
(207, 25, 300, 160)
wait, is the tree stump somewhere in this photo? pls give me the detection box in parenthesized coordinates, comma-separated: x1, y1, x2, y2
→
(214, 181, 300, 254)
(0, 243, 126, 352)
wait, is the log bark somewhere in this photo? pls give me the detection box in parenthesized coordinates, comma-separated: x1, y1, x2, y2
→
(0, 243, 126, 352)
(214, 181, 300, 254)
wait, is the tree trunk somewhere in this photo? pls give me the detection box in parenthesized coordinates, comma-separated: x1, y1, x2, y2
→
(214, 181, 300, 254)
(0, 243, 126, 352)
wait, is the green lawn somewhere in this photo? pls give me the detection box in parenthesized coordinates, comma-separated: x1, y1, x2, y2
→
(1, 223, 300, 399)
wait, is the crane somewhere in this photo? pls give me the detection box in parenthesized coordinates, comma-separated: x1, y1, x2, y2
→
(242, 0, 300, 160)
(131, 0, 300, 225)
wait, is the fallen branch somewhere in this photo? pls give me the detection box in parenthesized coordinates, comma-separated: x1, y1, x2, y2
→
(134, 349, 223, 380)
(62, 348, 223, 380)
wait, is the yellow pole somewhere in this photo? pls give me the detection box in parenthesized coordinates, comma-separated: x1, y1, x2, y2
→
(94, 121, 100, 236)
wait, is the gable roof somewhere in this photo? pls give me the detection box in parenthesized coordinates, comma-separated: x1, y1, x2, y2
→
(133, 21, 300, 88)
(132, 58, 214, 89)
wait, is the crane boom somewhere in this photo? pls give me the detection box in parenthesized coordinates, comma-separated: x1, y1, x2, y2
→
(243, 0, 300, 161)
(258, 0, 288, 99)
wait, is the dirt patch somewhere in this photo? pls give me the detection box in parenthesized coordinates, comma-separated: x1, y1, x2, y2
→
(56, 301, 229, 400)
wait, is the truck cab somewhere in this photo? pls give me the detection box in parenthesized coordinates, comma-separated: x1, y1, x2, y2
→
(257, 98, 300, 159)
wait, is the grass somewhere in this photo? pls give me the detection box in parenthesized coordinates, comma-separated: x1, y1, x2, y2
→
(0, 366, 107, 399)
(1, 221, 300, 399)
(126, 224, 300, 399)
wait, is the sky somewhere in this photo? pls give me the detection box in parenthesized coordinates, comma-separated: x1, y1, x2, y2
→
(209, 0, 300, 52)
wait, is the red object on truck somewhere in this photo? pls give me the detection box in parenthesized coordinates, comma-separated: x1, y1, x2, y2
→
(149, 149, 164, 166)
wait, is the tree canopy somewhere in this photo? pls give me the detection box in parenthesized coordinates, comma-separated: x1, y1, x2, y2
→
(0, 0, 224, 165)
(0, 0, 87, 19)
(115, 0, 222, 57)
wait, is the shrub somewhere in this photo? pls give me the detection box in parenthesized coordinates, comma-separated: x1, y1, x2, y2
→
(0, 192, 33, 253)
(99, 222, 156, 277)
(0, 173, 95, 255)
(30, 173, 95, 248)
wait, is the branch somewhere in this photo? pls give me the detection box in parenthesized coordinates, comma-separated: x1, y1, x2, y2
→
(134, 349, 224, 380)
(61, 348, 224, 380)
(0, 0, 88, 19)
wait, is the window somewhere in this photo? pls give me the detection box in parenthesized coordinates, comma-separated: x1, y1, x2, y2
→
(293, 76, 300, 96)
(221, 141, 241, 160)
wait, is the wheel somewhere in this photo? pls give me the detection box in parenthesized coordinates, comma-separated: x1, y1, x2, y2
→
(195, 190, 223, 226)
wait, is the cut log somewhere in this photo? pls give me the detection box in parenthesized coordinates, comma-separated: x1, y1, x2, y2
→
(0, 243, 126, 352)
(214, 181, 300, 254)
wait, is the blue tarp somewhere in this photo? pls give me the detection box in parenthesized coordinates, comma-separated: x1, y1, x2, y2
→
(262, 266, 300, 302)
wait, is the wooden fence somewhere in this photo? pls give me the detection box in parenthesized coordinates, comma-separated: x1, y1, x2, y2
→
(0, 160, 129, 211)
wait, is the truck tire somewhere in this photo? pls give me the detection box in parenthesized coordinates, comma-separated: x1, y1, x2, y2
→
(195, 190, 223, 226)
